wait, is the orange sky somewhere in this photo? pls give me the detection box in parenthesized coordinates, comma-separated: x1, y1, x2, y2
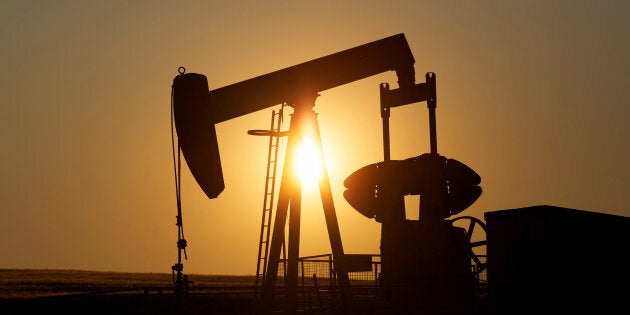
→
(1, 1, 628, 275)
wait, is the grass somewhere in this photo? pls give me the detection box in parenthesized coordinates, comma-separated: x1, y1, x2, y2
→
(0, 269, 255, 301)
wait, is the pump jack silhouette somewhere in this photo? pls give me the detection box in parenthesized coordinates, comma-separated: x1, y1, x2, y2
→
(171, 33, 483, 313)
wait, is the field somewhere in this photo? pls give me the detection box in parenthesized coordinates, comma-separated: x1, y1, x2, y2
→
(0, 269, 256, 300)
(0, 269, 481, 314)
(0, 269, 260, 314)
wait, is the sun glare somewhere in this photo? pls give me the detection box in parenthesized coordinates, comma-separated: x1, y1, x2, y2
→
(295, 136, 322, 186)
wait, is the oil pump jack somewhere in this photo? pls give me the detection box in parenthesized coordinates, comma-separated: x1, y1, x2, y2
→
(171, 33, 483, 313)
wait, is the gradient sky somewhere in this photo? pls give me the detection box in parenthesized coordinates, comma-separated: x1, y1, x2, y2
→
(1, 1, 628, 275)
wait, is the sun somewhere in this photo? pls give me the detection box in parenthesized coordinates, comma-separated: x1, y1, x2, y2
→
(294, 136, 322, 186)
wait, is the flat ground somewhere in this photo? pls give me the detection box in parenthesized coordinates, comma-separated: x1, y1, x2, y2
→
(0, 269, 261, 314)
(0, 269, 255, 300)
(0, 269, 485, 314)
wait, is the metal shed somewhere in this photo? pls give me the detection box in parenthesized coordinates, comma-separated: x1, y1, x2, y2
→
(484, 205, 630, 314)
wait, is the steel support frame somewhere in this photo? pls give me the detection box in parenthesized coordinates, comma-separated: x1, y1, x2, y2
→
(261, 103, 350, 312)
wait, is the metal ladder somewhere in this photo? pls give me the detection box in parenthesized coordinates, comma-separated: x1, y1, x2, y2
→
(255, 107, 284, 290)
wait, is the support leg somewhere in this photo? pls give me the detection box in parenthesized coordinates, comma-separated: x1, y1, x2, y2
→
(286, 186, 302, 310)
(262, 108, 351, 312)
(262, 115, 301, 308)
(312, 116, 352, 310)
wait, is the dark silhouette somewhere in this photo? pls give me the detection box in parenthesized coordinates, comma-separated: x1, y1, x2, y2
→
(343, 67, 483, 313)
(172, 33, 445, 313)
(485, 205, 630, 314)
(170, 33, 492, 314)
